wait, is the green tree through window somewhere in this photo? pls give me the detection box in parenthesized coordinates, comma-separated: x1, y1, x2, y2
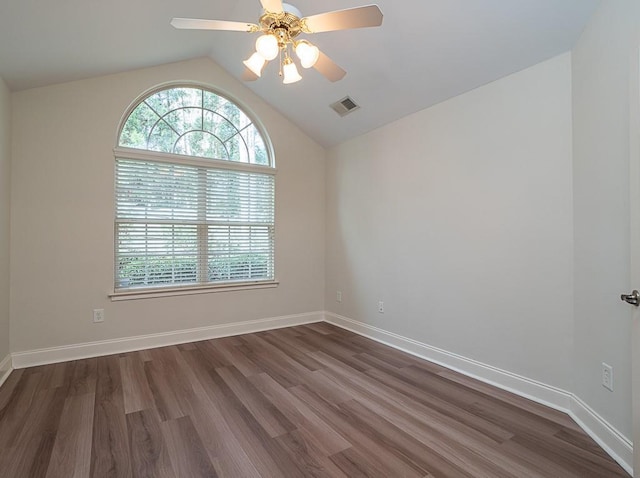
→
(115, 85, 274, 290)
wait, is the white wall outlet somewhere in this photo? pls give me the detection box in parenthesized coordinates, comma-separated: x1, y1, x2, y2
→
(336, 290, 342, 303)
(93, 308, 104, 323)
(602, 362, 613, 391)
(378, 301, 384, 313)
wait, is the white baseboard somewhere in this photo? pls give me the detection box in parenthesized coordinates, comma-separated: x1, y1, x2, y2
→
(11, 311, 323, 369)
(6, 309, 633, 475)
(324, 312, 572, 410)
(324, 312, 633, 475)
(569, 395, 633, 476)
(0, 354, 12, 388)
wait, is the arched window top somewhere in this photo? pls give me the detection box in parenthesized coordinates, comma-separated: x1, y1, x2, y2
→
(118, 86, 272, 167)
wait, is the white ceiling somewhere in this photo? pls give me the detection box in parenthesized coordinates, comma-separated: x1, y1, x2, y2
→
(0, 0, 600, 147)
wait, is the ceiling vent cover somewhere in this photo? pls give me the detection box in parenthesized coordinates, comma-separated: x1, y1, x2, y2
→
(330, 96, 360, 117)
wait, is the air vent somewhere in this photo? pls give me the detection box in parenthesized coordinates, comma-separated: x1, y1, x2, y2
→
(330, 96, 360, 117)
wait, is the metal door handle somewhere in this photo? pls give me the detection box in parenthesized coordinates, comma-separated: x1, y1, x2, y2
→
(620, 290, 640, 306)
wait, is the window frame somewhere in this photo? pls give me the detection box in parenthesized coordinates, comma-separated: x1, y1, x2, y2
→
(110, 83, 277, 300)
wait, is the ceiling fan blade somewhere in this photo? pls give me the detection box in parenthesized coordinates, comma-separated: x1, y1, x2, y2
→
(303, 5, 383, 33)
(241, 68, 259, 82)
(313, 51, 346, 82)
(260, 0, 283, 13)
(170, 18, 257, 32)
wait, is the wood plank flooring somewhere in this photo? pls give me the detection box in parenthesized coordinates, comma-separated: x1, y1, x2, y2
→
(0, 323, 630, 477)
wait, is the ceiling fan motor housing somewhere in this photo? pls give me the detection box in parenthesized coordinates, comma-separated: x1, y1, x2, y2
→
(259, 3, 304, 45)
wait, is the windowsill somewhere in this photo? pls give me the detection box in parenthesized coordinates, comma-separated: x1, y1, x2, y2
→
(109, 280, 279, 301)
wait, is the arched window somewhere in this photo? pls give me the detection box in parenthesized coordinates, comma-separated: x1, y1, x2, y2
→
(114, 85, 275, 293)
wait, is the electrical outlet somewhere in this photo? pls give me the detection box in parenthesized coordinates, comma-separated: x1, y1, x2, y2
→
(378, 301, 384, 313)
(336, 291, 342, 303)
(602, 362, 613, 391)
(93, 309, 104, 323)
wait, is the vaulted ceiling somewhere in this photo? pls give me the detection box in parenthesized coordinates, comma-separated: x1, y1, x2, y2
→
(0, 0, 600, 146)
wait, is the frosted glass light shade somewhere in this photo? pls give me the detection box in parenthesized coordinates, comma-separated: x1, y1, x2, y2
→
(295, 41, 319, 69)
(282, 59, 302, 84)
(255, 34, 279, 61)
(243, 52, 266, 77)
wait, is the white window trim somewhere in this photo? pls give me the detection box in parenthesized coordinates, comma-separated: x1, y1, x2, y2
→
(109, 279, 279, 301)
(113, 159, 277, 292)
(113, 85, 277, 295)
(113, 147, 277, 175)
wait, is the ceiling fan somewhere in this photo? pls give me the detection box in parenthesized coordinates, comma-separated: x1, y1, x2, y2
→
(171, 0, 383, 84)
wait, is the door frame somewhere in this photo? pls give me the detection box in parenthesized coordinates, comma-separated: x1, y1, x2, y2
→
(629, 45, 640, 477)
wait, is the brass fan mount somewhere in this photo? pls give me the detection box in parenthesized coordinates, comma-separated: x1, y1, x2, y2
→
(258, 8, 306, 47)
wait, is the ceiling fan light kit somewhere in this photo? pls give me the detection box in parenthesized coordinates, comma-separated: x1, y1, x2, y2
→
(255, 34, 279, 61)
(282, 56, 302, 84)
(243, 51, 267, 77)
(171, 0, 383, 84)
(295, 40, 320, 69)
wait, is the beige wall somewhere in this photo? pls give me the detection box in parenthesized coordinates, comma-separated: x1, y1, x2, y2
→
(10, 57, 325, 352)
(0, 77, 10, 363)
(325, 53, 574, 390)
(572, 0, 639, 442)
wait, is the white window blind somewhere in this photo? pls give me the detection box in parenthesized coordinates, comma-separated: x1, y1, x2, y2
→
(115, 158, 274, 289)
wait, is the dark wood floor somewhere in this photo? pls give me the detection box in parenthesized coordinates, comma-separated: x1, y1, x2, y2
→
(0, 323, 629, 477)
